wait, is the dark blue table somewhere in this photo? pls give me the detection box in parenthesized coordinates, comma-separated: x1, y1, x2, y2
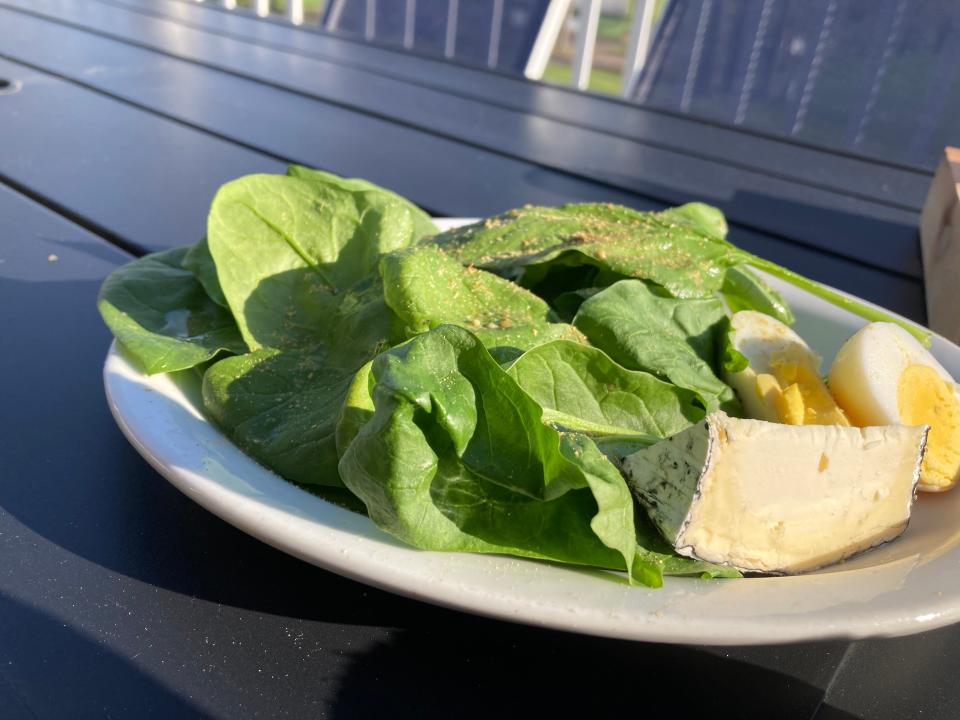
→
(0, 1, 950, 717)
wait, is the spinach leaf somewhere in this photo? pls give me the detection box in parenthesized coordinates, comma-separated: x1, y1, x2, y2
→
(207, 172, 435, 349)
(381, 245, 584, 351)
(634, 515, 741, 580)
(655, 202, 928, 342)
(744, 253, 931, 344)
(721, 266, 794, 325)
(182, 236, 228, 308)
(203, 346, 350, 486)
(338, 325, 653, 584)
(286, 165, 437, 241)
(433, 201, 929, 343)
(657, 202, 728, 240)
(431, 203, 747, 299)
(551, 287, 601, 321)
(335, 359, 375, 458)
(658, 201, 930, 342)
(202, 276, 404, 487)
(98, 247, 247, 375)
(656, 204, 792, 325)
(717, 317, 749, 374)
(506, 341, 703, 439)
(202, 169, 435, 486)
(573, 280, 740, 414)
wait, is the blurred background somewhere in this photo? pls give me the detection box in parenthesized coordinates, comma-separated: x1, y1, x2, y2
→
(209, 0, 960, 170)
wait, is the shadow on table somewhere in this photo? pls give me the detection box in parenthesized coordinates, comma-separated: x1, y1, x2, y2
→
(0, 591, 204, 717)
(327, 624, 836, 719)
(0, 276, 396, 622)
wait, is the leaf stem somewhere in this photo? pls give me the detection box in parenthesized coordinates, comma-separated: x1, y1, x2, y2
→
(745, 256, 931, 346)
(540, 408, 660, 443)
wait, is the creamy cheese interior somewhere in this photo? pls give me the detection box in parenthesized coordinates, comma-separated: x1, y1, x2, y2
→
(678, 416, 926, 573)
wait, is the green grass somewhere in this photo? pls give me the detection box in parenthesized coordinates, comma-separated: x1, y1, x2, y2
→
(597, 0, 667, 42)
(597, 14, 631, 41)
(545, 0, 670, 96)
(543, 62, 623, 95)
(266, 0, 325, 12)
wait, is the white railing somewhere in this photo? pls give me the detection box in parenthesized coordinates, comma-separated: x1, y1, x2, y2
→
(621, 0, 656, 97)
(195, 0, 659, 97)
(205, 0, 303, 24)
(570, 0, 601, 90)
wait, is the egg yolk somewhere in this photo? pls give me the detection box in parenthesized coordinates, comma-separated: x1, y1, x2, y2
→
(754, 373, 785, 421)
(776, 383, 806, 425)
(754, 362, 850, 426)
(897, 364, 960, 491)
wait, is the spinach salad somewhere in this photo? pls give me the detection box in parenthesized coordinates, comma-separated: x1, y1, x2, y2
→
(98, 167, 923, 588)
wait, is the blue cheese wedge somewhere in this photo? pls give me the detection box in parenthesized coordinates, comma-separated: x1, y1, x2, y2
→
(620, 412, 928, 574)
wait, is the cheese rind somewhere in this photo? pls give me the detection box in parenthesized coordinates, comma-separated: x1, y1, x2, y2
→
(620, 413, 927, 574)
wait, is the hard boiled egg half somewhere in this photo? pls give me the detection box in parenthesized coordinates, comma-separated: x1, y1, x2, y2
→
(829, 323, 960, 492)
(724, 311, 849, 426)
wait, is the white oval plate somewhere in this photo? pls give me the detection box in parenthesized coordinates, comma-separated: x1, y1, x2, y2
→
(104, 219, 960, 645)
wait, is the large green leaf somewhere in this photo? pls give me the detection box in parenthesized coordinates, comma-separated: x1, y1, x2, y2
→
(429, 202, 819, 338)
(573, 280, 740, 414)
(207, 172, 435, 349)
(286, 165, 437, 241)
(656, 204, 792, 324)
(202, 275, 403, 487)
(338, 325, 649, 583)
(506, 341, 704, 439)
(432, 203, 747, 299)
(381, 245, 584, 351)
(653, 202, 928, 342)
(98, 247, 247, 375)
(202, 170, 433, 486)
(203, 346, 349, 486)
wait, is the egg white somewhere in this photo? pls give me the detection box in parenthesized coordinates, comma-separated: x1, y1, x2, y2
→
(725, 311, 826, 422)
(828, 323, 957, 427)
(729, 311, 820, 375)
